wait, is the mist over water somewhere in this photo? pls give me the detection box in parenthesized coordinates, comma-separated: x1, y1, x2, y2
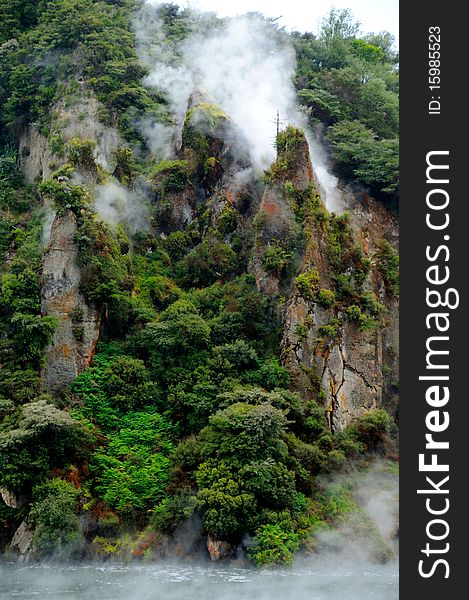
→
(0, 561, 398, 600)
(0, 462, 397, 599)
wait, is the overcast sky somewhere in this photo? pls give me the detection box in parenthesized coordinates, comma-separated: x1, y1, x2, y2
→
(174, 0, 399, 41)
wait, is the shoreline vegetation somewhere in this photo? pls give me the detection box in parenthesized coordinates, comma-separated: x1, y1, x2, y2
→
(0, 1, 399, 567)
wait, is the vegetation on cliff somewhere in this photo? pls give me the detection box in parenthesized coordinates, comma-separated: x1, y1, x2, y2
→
(0, 1, 399, 565)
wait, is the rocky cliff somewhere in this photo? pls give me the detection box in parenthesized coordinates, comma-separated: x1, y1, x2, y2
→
(41, 209, 100, 393)
(18, 90, 122, 393)
(249, 128, 399, 430)
(18, 92, 398, 425)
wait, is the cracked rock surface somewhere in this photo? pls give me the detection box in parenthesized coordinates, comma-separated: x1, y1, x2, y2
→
(41, 210, 100, 393)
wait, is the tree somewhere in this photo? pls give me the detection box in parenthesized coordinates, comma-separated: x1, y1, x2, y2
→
(103, 356, 160, 412)
(0, 398, 93, 494)
(200, 403, 288, 463)
(326, 120, 399, 195)
(141, 300, 211, 363)
(317, 9, 361, 69)
(319, 8, 360, 42)
(29, 479, 84, 557)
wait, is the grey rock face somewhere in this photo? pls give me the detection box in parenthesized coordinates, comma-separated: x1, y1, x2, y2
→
(0, 488, 27, 509)
(262, 140, 399, 431)
(10, 521, 35, 559)
(19, 127, 55, 182)
(41, 210, 100, 393)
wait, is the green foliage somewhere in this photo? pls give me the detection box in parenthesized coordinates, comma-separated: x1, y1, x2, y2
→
(350, 39, 385, 63)
(327, 121, 398, 195)
(186, 102, 229, 131)
(176, 238, 239, 287)
(316, 479, 357, 521)
(30, 479, 84, 557)
(247, 358, 291, 390)
(276, 125, 306, 156)
(214, 340, 259, 371)
(151, 488, 198, 534)
(139, 274, 181, 310)
(0, 146, 35, 213)
(0, 398, 93, 494)
(375, 239, 399, 297)
(318, 320, 341, 340)
(142, 300, 211, 359)
(91, 410, 174, 514)
(217, 205, 238, 235)
(199, 403, 288, 463)
(67, 137, 97, 171)
(262, 246, 292, 277)
(39, 179, 89, 216)
(292, 7, 398, 201)
(317, 288, 336, 308)
(113, 146, 138, 186)
(265, 126, 308, 183)
(189, 401, 295, 539)
(349, 409, 395, 451)
(345, 304, 380, 331)
(248, 523, 300, 566)
(0, 2, 399, 564)
(103, 356, 160, 412)
(70, 350, 123, 431)
(0, 210, 56, 384)
(296, 268, 321, 301)
(0, 0, 163, 144)
(163, 230, 194, 261)
(152, 159, 190, 193)
(0, 1, 41, 44)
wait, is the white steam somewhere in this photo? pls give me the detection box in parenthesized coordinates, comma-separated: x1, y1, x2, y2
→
(306, 127, 350, 214)
(135, 3, 303, 170)
(313, 459, 399, 564)
(94, 181, 150, 233)
(135, 2, 350, 215)
(181, 17, 300, 169)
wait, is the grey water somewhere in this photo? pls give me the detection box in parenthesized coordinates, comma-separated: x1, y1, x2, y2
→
(0, 561, 398, 600)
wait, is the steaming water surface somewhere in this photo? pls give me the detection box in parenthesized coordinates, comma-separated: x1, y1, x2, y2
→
(0, 561, 398, 600)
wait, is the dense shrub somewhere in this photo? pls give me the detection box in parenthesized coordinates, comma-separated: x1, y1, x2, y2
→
(30, 479, 84, 557)
(151, 160, 190, 193)
(91, 411, 175, 514)
(248, 523, 300, 566)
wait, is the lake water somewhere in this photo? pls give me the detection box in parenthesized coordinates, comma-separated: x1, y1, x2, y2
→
(0, 561, 398, 600)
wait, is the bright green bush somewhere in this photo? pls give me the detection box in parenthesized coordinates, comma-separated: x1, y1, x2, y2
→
(296, 268, 321, 301)
(248, 523, 300, 566)
(92, 411, 175, 514)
